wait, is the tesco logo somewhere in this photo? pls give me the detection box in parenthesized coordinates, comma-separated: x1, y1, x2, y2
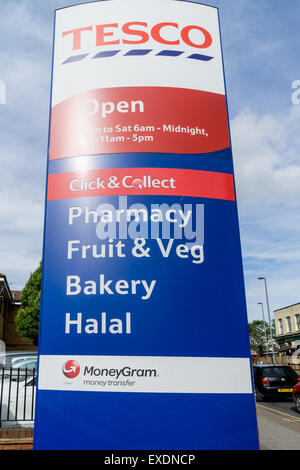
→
(62, 21, 213, 51)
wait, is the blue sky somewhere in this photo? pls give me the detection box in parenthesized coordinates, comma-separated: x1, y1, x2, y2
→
(0, 0, 300, 322)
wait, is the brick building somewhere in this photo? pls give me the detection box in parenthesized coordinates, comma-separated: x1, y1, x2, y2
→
(0, 274, 37, 351)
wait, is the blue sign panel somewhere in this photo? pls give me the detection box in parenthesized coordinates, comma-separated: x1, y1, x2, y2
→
(34, 0, 259, 450)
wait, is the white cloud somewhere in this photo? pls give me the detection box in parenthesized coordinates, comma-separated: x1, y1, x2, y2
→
(0, 1, 50, 289)
(231, 105, 300, 212)
(230, 105, 300, 321)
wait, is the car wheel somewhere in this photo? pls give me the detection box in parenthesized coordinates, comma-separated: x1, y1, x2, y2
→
(295, 395, 300, 414)
(255, 388, 264, 402)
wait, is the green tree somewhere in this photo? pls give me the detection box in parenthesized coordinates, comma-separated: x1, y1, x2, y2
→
(16, 262, 41, 345)
(248, 319, 276, 354)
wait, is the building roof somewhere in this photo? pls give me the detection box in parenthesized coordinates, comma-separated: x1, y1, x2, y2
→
(274, 302, 300, 313)
(11, 291, 21, 302)
(0, 274, 13, 302)
(0, 275, 21, 304)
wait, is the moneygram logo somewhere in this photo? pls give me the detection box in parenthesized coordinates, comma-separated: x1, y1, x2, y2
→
(61, 21, 214, 65)
(62, 360, 81, 378)
(83, 365, 157, 379)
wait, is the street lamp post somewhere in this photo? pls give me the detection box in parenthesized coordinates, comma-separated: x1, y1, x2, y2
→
(258, 277, 276, 365)
(257, 302, 268, 354)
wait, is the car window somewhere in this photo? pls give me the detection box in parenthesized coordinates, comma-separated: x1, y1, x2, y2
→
(13, 357, 33, 365)
(20, 361, 37, 369)
(262, 367, 298, 378)
(11, 356, 32, 364)
(0, 352, 37, 367)
(15, 360, 37, 369)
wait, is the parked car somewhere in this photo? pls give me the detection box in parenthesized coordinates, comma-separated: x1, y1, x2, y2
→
(1, 358, 38, 382)
(293, 381, 300, 413)
(11, 358, 37, 370)
(6, 359, 38, 381)
(0, 375, 36, 426)
(11, 355, 37, 368)
(0, 351, 37, 369)
(253, 365, 300, 401)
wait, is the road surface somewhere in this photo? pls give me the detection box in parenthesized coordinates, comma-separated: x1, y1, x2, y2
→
(256, 399, 300, 450)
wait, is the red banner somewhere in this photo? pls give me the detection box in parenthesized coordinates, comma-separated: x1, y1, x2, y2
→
(49, 87, 230, 159)
(47, 167, 235, 201)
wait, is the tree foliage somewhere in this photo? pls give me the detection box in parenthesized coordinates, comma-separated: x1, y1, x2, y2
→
(248, 319, 276, 354)
(15, 262, 41, 345)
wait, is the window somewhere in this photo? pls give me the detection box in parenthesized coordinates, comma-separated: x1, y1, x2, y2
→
(286, 316, 292, 332)
(295, 314, 300, 331)
(262, 366, 298, 379)
(278, 318, 283, 334)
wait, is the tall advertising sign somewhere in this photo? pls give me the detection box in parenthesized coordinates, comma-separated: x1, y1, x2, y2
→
(34, 0, 259, 450)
